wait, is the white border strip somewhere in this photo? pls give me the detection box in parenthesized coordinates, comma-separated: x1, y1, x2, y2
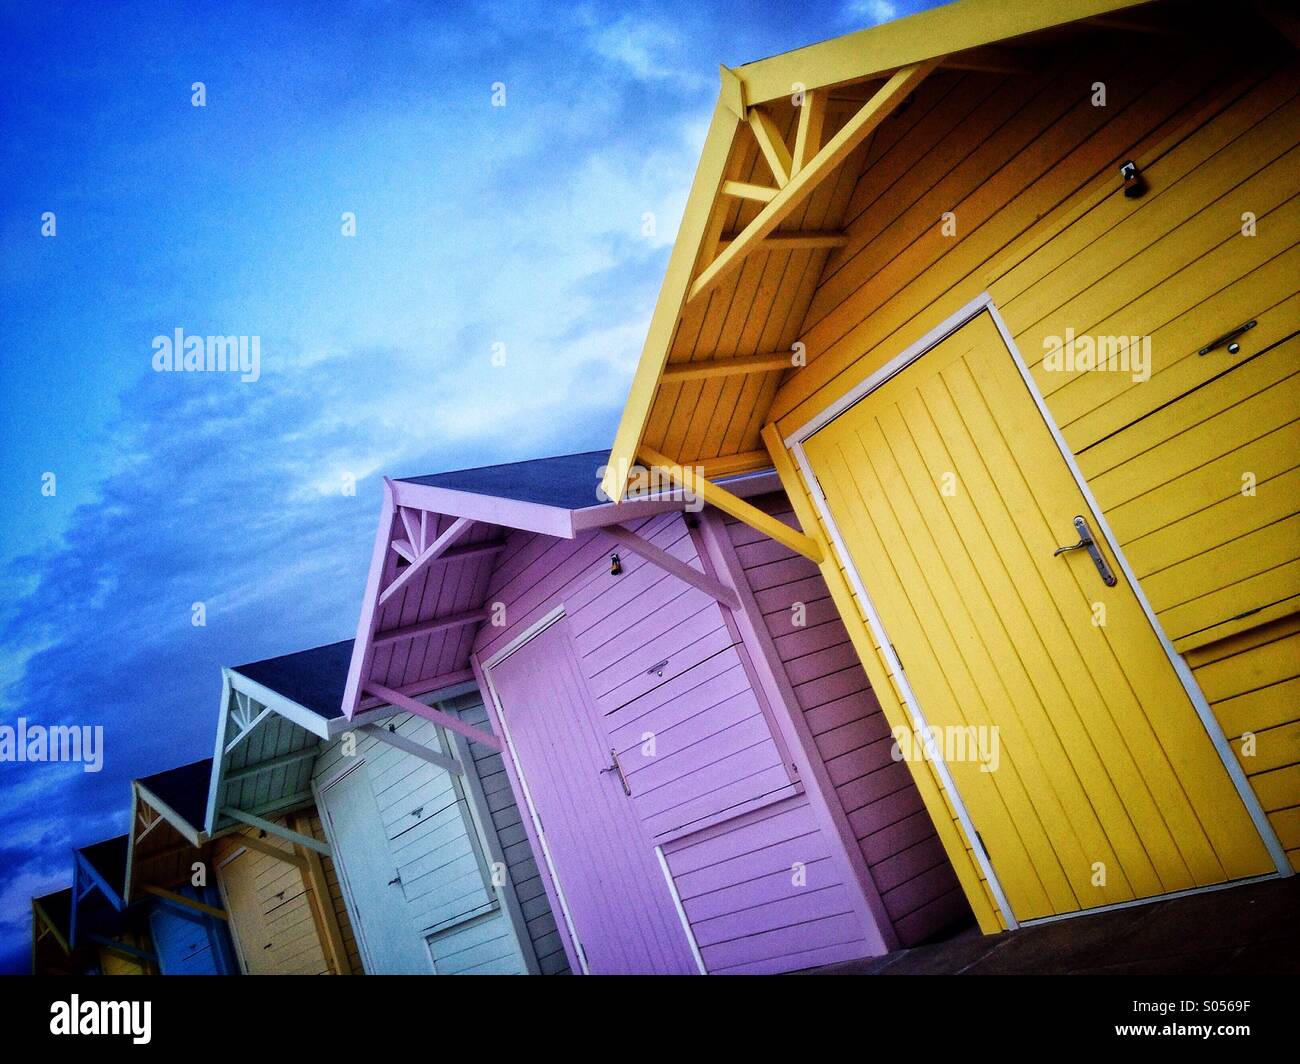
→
(655, 845, 707, 974)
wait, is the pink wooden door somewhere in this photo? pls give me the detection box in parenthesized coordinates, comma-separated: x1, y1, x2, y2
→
(490, 617, 700, 974)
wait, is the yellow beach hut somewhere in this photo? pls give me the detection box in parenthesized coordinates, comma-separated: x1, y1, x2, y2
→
(601, 0, 1299, 932)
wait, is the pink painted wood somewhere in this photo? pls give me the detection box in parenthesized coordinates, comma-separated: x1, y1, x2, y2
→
(488, 617, 700, 975)
(714, 494, 971, 946)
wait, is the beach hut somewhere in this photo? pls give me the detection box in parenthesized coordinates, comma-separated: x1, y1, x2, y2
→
(599, 0, 1299, 934)
(202, 645, 362, 974)
(342, 453, 970, 973)
(123, 759, 240, 975)
(210, 640, 562, 974)
(32, 889, 99, 975)
(68, 837, 156, 974)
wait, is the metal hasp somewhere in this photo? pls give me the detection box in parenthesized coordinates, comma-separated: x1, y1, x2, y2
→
(599, 749, 632, 796)
(1198, 319, 1256, 356)
(1053, 514, 1118, 587)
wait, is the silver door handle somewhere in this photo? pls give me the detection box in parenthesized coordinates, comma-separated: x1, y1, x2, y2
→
(599, 748, 632, 796)
(1053, 515, 1117, 587)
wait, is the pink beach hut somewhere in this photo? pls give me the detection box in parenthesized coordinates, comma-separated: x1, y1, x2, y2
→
(342, 452, 971, 973)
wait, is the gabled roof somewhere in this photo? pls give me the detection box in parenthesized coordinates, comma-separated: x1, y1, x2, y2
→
(137, 757, 213, 835)
(399, 451, 611, 512)
(204, 649, 346, 837)
(33, 888, 73, 953)
(343, 451, 780, 718)
(231, 640, 353, 724)
(77, 835, 129, 902)
(599, 0, 1162, 501)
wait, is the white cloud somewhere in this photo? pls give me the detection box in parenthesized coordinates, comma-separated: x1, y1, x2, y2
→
(843, 0, 899, 25)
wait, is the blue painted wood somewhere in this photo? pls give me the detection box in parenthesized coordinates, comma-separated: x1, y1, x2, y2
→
(147, 885, 233, 975)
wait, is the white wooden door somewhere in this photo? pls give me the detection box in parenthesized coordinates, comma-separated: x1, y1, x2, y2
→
(321, 766, 436, 974)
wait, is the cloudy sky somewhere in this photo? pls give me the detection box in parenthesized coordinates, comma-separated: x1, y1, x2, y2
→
(0, 0, 941, 972)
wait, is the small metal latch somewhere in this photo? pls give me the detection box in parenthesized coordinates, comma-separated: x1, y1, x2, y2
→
(1198, 319, 1256, 356)
(599, 748, 632, 796)
(646, 659, 669, 678)
(410, 806, 423, 818)
(1120, 160, 1147, 198)
(388, 871, 402, 886)
(1053, 515, 1118, 587)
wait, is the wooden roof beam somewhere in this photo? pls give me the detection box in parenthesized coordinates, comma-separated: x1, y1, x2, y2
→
(940, 44, 1039, 75)
(1085, 13, 1175, 34)
(689, 59, 939, 302)
(220, 806, 331, 857)
(231, 830, 308, 870)
(602, 524, 740, 610)
(748, 107, 792, 187)
(223, 743, 322, 784)
(391, 537, 506, 567)
(360, 722, 464, 775)
(722, 180, 776, 203)
(718, 230, 848, 250)
(638, 446, 822, 563)
(372, 607, 490, 648)
(793, 88, 827, 174)
(140, 884, 229, 921)
(363, 682, 503, 753)
(379, 516, 473, 606)
(662, 351, 795, 384)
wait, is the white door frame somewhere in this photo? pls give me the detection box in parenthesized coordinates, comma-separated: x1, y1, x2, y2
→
(478, 605, 591, 973)
(784, 291, 1289, 928)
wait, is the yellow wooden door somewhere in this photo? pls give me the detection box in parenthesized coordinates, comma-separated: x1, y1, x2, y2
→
(802, 310, 1273, 922)
(221, 843, 329, 974)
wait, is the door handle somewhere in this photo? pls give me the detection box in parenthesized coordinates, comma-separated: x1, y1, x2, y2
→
(1053, 515, 1118, 587)
(599, 748, 632, 796)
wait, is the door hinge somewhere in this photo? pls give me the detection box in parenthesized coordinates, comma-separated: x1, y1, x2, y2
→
(975, 830, 992, 864)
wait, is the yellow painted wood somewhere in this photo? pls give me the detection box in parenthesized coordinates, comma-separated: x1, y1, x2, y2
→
(762, 422, 1003, 932)
(220, 835, 330, 975)
(734, 0, 1149, 105)
(639, 444, 823, 562)
(801, 312, 1273, 920)
(291, 813, 350, 976)
(1122, 467, 1300, 581)
(662, 350, 794, 383)
(793, 89, 826, 174)
(1250, 763, 1300, 811)
(1233, 719, 1300, 776)
(690, 61, 937, 303)
(723, 180, 777, 203)
(139, 884, 228, 920)
(234, 829, 308, 869)
(749, 107, 792, 187)
(99, 941, 148, 976)
(777, 37, 1206, 429)
(601, 100, 741, 503)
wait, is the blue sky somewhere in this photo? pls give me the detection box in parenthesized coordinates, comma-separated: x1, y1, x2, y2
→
(0, 0, 942, 972)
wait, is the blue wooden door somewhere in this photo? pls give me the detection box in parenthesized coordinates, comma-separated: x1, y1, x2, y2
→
(148, 888, 226, 975)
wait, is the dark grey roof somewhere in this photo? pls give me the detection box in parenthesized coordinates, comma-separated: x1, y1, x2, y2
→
(138, 758, 212, 832)
(35, 888, 73, 938)
(231, 639, 353, 720)
(78, 835, 129, 896)
(399, 450, 609, 512)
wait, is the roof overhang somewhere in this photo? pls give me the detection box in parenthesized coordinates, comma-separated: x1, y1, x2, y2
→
(343, 467, 785, 718)
(599, 0, 1159, 504)
(123, 779, 206, 903)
